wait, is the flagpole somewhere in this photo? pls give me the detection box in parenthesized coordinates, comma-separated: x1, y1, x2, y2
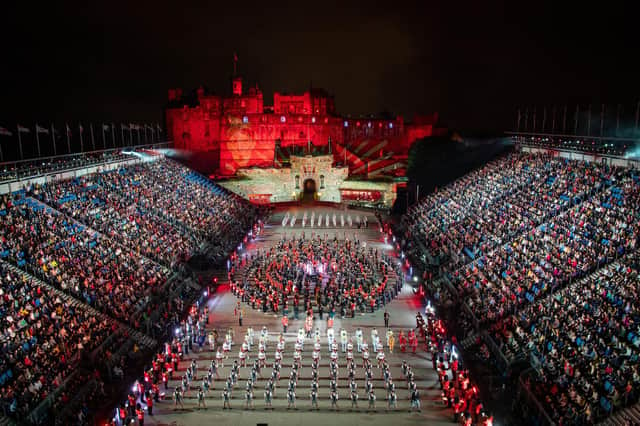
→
(35, 124, 41, 157)
(635, 101, 640, 137)
(17, 126, 24, 160)
(102, 124, 106, 149)
(79, 123, 84, 152)
(90, 124, 95, 151)
(532, 106, 537, 132)
(111, 124, 115, 148)
(137, 126, 141, 145)
(66, 123, 71, 154)
(129, 125, 133, 146)
(121, 124, 125, 146)
(51, 123, 57, 156)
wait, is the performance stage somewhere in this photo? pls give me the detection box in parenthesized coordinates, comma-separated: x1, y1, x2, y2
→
(142, 205, 452, 426)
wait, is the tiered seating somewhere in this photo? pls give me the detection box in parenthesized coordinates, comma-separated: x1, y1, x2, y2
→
(404, 154, 615, 271)
(514, 254, 640, 424)
(0, 262, 114, 418)
(31, 171, 200, 267)
(403, 152, 640, 423)
(101, 161, 256, 258)
(456, 174, 639, 327)
(0, 191, 169, 326)
(0, 156, 259, 424)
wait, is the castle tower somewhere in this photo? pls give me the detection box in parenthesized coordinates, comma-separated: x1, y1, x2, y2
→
(232, 77, 242, 96)
(232, 52, 242, 96)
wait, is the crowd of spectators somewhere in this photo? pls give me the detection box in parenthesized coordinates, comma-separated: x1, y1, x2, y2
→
(402, 151, 640, 423)
(403, 153, 617, 273)
(0, 192, 168, 326)
(114, 160, 257, 246)
(516, 254, 640, 424)
(455, 173, 639, 328)
(0, 150, 134, 184)
(31, 169, 200, 268)
(515, 136, 631, 157)
(0, 155, 262, 423)
(0, 263, 114, 419)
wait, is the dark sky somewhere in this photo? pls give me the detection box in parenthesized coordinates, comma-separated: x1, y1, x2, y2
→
(1, 0, 638, 134)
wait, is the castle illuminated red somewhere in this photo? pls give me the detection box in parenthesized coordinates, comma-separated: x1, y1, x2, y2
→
(166, 72, 442, 176)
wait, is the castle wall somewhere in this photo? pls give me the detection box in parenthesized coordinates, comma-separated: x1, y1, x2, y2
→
(166, 86, 436, 175)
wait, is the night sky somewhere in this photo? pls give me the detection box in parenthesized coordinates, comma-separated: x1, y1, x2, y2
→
(2, 1, 638, 134)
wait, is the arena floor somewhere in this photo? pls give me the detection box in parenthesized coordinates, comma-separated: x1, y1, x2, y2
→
(144, 205, 453, 426)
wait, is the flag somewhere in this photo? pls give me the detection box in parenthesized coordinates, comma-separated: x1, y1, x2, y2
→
(0, 126, 12, 136)
(36, 124, 49, 134)
(17, 124, 30, 133)
(103, 124, 110, 131)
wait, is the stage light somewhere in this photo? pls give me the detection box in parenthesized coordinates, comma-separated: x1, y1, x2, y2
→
(311, 117, 316, 123)
(413, 276, 418, 282)
(175, 328, 181, 336)
(389, 123, 393, 129)
(204, 290, 208, 297)
(243, 116, 248, 123)
(281, 116, 286, 123)
(344, 121, 348, 127)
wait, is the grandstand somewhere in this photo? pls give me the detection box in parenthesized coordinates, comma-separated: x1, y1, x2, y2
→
(0, 150, 260, 424)
(399, 146, 640, 425)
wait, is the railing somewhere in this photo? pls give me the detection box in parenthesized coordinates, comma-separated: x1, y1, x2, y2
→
(480, 330, 511, 374)
(517, 368, 557, 426)
(54, 379, 97, 426)
(0, 141, 172, 185)
(26, 371, 80, 425)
